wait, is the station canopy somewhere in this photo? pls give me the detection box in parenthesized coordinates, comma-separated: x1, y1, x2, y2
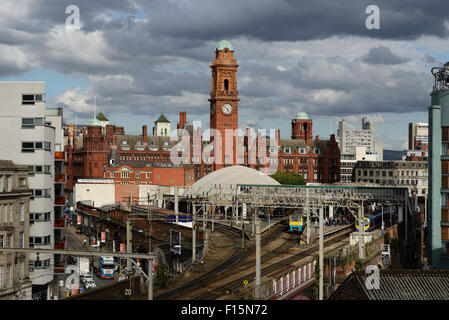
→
(186, 165, 280, 197)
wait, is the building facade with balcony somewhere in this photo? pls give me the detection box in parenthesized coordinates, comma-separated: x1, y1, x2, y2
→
(0, 82, 64, 299)
(0, 160, 32, 300)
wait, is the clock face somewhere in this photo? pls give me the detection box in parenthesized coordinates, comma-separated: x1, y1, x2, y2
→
(222, 103, 232, 115)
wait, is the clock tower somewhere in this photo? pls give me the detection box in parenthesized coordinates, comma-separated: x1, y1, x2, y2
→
(209, 40, 240, 170)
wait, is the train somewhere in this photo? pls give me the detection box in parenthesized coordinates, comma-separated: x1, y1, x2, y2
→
(288, 213, 304, 232)
(167, 214, 192, 223)
(355, 206, 397, 232)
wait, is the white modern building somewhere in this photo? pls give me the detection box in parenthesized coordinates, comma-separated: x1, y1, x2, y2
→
(0, 82, 64, 300)
(336, 116, 383, 160)
(340, 146, 379, 182)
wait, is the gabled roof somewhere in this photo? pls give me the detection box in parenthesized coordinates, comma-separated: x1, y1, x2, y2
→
(96, 112, 109, 121)
(155, 114, 170, 123)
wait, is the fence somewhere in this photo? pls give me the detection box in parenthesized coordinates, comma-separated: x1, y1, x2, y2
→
(167, 246, 205, 280)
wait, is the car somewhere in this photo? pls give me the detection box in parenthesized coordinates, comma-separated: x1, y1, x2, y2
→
(81, 275, 96, 289)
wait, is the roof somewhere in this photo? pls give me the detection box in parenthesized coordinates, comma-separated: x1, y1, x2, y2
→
(296, 112, 309, 120)
(186, 165, 280, 195)
(329, 270, 449, 300)
(155, 114, 170, 123)
(89, 118, 101, 126)
(96, 112, 109, 121)
(216, 40, 234, 51)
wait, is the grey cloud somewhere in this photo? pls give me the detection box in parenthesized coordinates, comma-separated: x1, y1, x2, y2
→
(361, 45, 410, 65)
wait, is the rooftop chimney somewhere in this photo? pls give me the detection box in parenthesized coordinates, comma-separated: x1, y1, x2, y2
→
(142, 125, 148, 143)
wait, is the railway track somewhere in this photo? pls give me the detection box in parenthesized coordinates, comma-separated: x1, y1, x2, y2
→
(156, 222, 351, 300)
(155, 222, 287, 300)
(189, 227, 351, 300)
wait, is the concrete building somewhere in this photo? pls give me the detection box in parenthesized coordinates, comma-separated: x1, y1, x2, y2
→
(337, 116, 383, 160)
(428, 67, 449, 268)
(0, 82, 65, 299)
(352, 160, 428, 196)
(340, 146, 379, 183)
(0, 160, 32, 300)
(409, 122, 429, 151)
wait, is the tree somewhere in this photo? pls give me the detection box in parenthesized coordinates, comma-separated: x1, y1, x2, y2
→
(270, 172, 306, 185)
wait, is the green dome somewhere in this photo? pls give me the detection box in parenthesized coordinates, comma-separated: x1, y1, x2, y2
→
(296, 112, 309, 120)
(216, 40, 234, 51)
(89, 118, 101, 126)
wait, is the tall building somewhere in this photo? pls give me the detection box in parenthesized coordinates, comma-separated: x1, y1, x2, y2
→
(209, 40, 240, 170)
(0, 82, 65, 299)
(428, 63, 449, 268)
(0, 160, 32, 300)
(409, 122, 429, 151)
(64, 40, 341, 189)
(337, 117, 383, 160)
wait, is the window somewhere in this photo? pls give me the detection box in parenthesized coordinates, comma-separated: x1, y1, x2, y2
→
(8, 204, 12, 223)
(4, 176, 11, 192)
(224, 79, 229, 91)
(21, 117, 44, 128)
(0, 266, 3, 288)
(2, 205, 6, 223)
(19, 178, 26, 186)
(6, 265, 11, 287)
(19, 232, 24, 248)
(22, 93, 45, 105)
(6, 234, 11, 248)
(30, 212, 51, 222)
(21, 141, 51, 152)
(121, 171, 130, 178)
(0, 235, 3, 248)
(20, 203, 25, 221)
(19, 261, 24, 280)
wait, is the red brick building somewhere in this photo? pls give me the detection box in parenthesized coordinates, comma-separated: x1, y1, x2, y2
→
(64, 40, 340, 192)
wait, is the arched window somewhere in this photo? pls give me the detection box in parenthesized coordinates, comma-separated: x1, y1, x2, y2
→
(224, 79, 229, 91)
(164, 128, 167, 135)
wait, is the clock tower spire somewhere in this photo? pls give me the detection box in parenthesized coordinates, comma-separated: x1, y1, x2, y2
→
(209, 40, 240, 170)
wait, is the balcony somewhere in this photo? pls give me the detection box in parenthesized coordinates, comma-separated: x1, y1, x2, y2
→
(54, 219, 65, 228)
(54, 241, 65, 249)
(54, 264, 65, 274)
(55, 196, 65, 205)
(55, 152, 65, 161)
(54, 174, 66, 183)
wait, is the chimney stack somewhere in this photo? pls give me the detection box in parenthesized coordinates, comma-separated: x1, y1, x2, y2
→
(177, 112, 187, 130)
(142, 125, 148, 143)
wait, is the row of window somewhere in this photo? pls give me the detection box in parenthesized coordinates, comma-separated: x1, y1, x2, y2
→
(0, 203, 25, 224)
(21, 117, 50, 128)
(29, 235, 51, 247)
(22, 141, 51, 153)
(22, 93, 45, 105)
(30, 189, 52, 199)
(30, 212, 51, 222)
(28, 165, 51, 175)
(0, 262, 25, 289)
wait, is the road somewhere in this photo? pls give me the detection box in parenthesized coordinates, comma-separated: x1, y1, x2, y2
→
(64, 227, 118, 293)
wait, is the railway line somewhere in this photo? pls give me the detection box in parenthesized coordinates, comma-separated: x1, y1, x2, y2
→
(189, 227, 351, 300)
(156, 220, 351, 300)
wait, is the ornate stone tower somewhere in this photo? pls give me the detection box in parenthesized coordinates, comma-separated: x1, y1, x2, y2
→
(291, 112, 313, 146)
(209, 40, 240, 169)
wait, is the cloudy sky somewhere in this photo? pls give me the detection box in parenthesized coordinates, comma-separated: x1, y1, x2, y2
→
(1, 0, 448, 150)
